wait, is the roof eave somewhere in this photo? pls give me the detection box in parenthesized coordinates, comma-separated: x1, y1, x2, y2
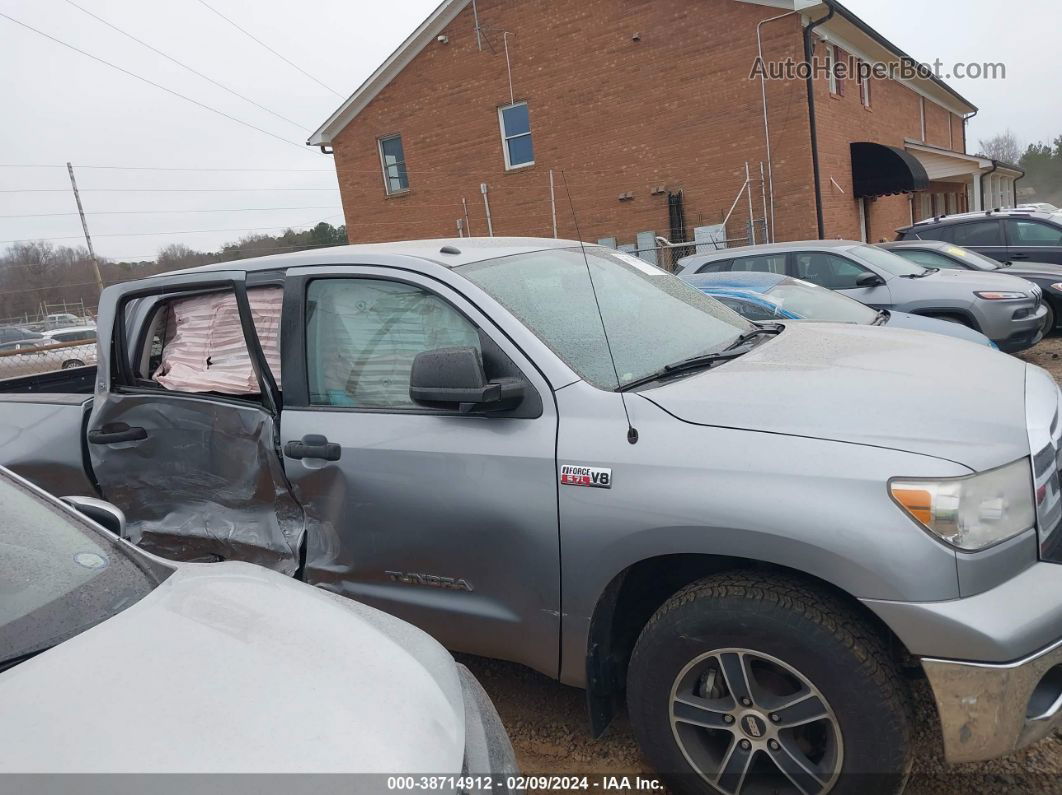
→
(308, 0, 470, 147)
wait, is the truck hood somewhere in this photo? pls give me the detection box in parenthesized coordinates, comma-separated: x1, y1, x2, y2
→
(0, 562, 465, 773)
(640, 322, 1029, 471)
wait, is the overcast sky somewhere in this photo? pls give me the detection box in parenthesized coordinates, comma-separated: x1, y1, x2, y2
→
(1, 0, 1059, 261)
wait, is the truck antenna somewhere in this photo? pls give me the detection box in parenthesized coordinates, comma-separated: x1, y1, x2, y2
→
(559, 171, 639, 444)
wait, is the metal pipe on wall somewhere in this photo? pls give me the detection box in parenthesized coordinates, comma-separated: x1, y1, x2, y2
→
(549, 169, 558, 238)
(481, 182, 494, 237)
(756, 10, 795, 244)
(745, 162, 756, 245)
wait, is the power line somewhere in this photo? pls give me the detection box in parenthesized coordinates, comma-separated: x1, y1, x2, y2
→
(0, 164, 334, 172)
(63, 0, 310, 132)
(0, 206, 341, 219)
(194, 0, 344, 98)
(0, 219, 344, 244)
(0, 9, 314, 154)
(0, 187, 339, 193)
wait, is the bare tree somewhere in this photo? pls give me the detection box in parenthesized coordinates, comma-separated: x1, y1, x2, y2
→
(978, 130, 1022, 164)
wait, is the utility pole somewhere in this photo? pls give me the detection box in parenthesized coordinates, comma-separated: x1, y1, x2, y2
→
(66, 162, 105, 297)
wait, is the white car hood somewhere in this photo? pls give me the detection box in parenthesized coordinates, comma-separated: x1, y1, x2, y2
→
(0, 562, 465, 773)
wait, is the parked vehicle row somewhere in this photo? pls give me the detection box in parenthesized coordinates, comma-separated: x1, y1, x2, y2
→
(681, 270, 998, 348)
(2, 237, 1062, 793)
(676, 240, 1048, 352)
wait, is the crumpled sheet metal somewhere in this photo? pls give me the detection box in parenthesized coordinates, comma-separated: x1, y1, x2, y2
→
(87, 394, 303, 574)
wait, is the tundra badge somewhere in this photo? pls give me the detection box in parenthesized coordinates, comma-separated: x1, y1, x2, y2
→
(560, 464, 612, 489)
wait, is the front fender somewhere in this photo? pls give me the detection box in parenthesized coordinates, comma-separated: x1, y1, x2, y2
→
(556, 392, 967, 688)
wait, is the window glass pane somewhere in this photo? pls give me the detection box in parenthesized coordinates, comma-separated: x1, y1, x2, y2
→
(501, 103, 530, 137)
(1008, 220, 1062, 246)
(460, 248, 751, 390)
(732, 254, 786, 273)
(793, 252, 868, 290)
(306, 279, 481, 409)
(0, 473, 158, 664)
(696, 260, 733, 273)
(894, 249, 964, 269)
(506, 134, 534, 167)
(379, 136, 408, 192)
(718, 297, 778, 321)
(952, 221, 1002, 247)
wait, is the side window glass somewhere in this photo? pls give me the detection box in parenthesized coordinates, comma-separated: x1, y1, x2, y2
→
(145, 287, 282, 396)
(1007, 220, 1062, 247)
(306, 279, 481, 409)
(696, 260, 733, 274)
(718, 297, 778, 321)
(898, 249, 964, 269)
(731, 254, 786, 273)
(912, 226, 954, 243)
(793, 252, 869, 290)
(952, 221, 1002, 247)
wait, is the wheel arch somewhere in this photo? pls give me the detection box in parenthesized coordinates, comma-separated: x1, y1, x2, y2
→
(582, 553, 914, 738)
(906, 307, 980, 331)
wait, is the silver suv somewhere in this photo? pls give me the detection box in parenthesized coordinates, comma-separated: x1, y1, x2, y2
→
(677, 240, 1047, 352)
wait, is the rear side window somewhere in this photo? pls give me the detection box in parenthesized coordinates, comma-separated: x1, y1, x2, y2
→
(793, 252, 869, 290)
(731, 254, 787, 274)
(894, 249, 966, 270)
(1006, 220, 1062, 247)
(695, 259, 734, 274)
(717, 296, 780, 321)
(145, 287, 282, 396)
(951, 221, 1002, 247)
(906, 225, 953, 242)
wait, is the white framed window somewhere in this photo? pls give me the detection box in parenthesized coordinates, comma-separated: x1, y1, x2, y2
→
(858, 60, 871, 108)
(377, 134, 409, 195)
(498, 101, 534, 170)
(825, 44, 837, 94)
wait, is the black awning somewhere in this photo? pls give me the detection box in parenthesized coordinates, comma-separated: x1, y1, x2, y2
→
(850, 142, 929, 199)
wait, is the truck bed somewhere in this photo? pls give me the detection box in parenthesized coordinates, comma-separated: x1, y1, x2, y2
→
(0, 366, 97, 497)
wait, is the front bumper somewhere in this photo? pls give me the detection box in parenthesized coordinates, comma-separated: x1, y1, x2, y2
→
(990, 302, 1048, 353)
(922, 637, 1062, 763)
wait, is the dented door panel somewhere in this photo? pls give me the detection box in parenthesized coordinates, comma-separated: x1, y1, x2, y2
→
(87, 392, 304, 573)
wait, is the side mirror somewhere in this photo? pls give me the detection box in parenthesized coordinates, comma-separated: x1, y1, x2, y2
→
(856, 272, 886, 288)
(409, 347, 524, 413)
(62, 496, 127, 537)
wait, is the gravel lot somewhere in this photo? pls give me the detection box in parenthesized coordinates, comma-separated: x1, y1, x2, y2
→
(462, 334, 1062, 792)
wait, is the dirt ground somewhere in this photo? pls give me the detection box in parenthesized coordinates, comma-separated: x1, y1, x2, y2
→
(462, 335, 1062, 792)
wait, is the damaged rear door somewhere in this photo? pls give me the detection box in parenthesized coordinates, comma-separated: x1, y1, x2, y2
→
(86, 270, 304, 575)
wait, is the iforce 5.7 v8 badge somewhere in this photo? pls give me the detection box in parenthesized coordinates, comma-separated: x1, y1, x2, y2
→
(560, 464, 612, 489)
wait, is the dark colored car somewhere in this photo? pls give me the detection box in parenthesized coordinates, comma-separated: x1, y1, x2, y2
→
(882, 239, 1062, 331)
(896, 208, 1062, 267)
(0, 326, 43, 344)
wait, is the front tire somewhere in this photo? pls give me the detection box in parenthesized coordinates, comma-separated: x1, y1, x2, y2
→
(1043, 301, 1056, 337)
(626, 573, 912, 795)
(61, 359, 84, 369)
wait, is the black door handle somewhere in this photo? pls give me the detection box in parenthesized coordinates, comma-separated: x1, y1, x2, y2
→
(284, 434, 341, 461)
(88, 423, 148, 445)
(1010, 253, 1030, 260)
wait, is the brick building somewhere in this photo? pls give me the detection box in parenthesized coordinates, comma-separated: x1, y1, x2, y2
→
(310, 0, 1022, 261)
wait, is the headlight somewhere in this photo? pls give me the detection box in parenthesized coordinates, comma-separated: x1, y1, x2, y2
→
(1050, 283, 1062, 293)
(889, 458, 1035, 551)
(975, 291, 1027, 300)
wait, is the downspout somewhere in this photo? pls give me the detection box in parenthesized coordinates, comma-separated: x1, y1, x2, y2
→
(962, 108, 978, 153)
(757, 9, 797, 243)
(803, 4, 835, 239)
(981, 160, 998, 211)
(1013, 172, 1023, 207)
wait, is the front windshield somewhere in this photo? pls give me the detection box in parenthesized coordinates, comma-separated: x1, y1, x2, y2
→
(0, 473, 163, 669)
(460, 247, 752, 389)
(764, 278, 878, 323)
(851, 245, 929, 277)
(937, 244, 1003, 270)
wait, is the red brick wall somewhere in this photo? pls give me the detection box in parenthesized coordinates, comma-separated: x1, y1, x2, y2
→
(332, 0, 817, 249)
(809, 41, 968, 243)
(330, 0, 968, 251)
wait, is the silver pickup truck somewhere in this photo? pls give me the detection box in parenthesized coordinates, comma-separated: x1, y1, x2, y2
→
(2, 238, 1061, 794)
